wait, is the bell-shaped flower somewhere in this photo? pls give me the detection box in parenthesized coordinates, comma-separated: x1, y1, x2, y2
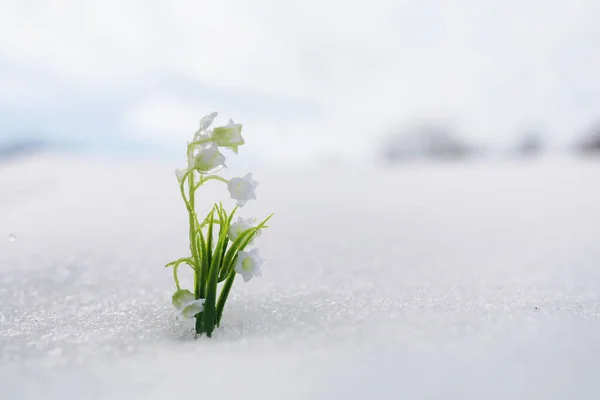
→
(172, 289, 205, 320)
(174, 145, 198, 182)
(227, 173, 258, 207)
(234, 248, 264, 282)
(175, 168, 188, 182)
(194, 145, 226, 173)
(193, 111, 218, 141)
(228, 216, 261, 244)
(212, 119, 244, 153)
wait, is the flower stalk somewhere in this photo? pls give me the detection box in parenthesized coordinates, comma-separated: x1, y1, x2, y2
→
(165, 112, 273, 337)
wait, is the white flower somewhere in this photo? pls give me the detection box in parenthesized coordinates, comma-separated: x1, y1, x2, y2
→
(212, 119, 244, 153)
(234, 248, 264, 282)
(193, 111, 218, 141)
(227, 173, 258, 207)
(199, 111, 218, 130)
(172, 289, 205, 320)
(180, 299, 204, 320)
(228, 217, 261, 243)
(194, 145, 226, 172)
(175, 168, 188, 182)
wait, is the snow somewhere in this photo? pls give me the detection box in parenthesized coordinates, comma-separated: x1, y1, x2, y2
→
(1, 154, 600, 399)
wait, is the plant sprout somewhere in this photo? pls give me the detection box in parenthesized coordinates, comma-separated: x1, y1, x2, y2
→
(165, 112, 273, 337)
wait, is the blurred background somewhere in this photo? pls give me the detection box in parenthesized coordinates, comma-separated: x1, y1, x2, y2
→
(1, 0, 600, 166)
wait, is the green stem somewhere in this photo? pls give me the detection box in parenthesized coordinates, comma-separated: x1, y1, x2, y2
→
(193, 175, 229, 192)
(173, 265, 181, 290)
(187, 138, 213, 152)
(187, 172, 201, 297)
(179, 171, 202, 230)
(186, 171, 206, 335)
(179, 178, 192, 213)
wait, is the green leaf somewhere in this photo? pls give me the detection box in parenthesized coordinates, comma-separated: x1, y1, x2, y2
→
(216, 269, 236, 326)
(217, 237, 230, 282)
(221, 229, 254, 275)
(197, 228, 208, 299)
(203, 204, 231, 336)
(219, 202, 227, 223)
(216, 204, 231, 282)
(206, 208, 215, 268)
(201, 209, 216, 335)
(200, 206, 219, 228)
(226, 205, 238, 227)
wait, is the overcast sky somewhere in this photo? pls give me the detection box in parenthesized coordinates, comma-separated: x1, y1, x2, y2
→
(1, 0, 599, 161)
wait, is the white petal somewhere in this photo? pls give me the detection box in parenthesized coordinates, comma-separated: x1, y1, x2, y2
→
(199, 112, 218, 130)
(234, 249, 264, 282)
(172, 289, 195, 311)
(194, 146, 226, 172)
(227, 175, 258, 207)
(181, 299, 205, 318)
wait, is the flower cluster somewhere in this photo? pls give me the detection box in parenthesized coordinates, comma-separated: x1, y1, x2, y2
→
(165, 112, 272, 337)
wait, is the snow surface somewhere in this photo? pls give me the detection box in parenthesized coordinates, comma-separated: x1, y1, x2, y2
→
(1, 154, 599, 399)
